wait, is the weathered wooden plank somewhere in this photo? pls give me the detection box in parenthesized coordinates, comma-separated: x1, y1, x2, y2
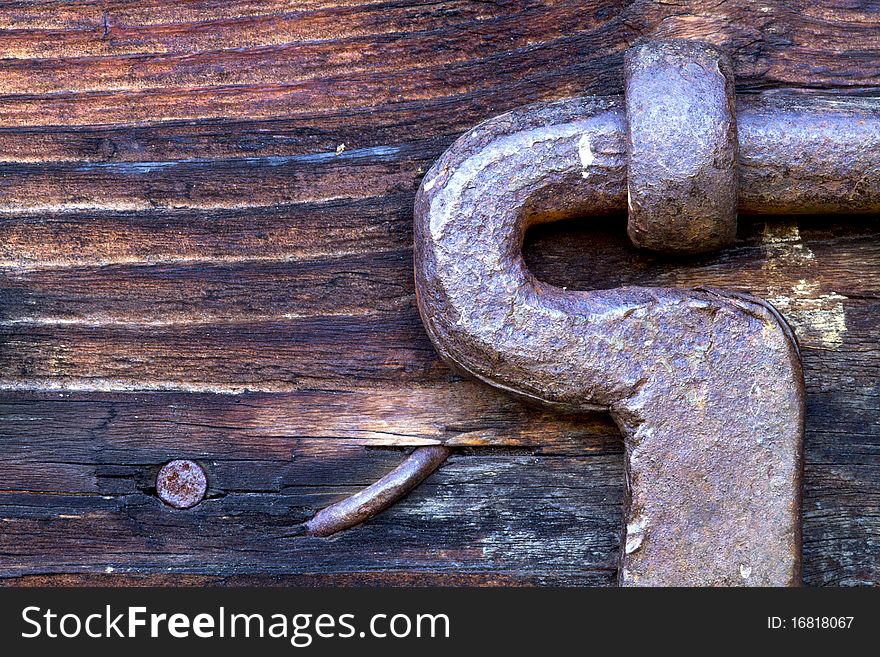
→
(0, 572, 615, 587)
(0, 383, 876, 585)
(0, 117, 445, 164)
(0, 142, 434, 211)
(0, 1, 540, 59)
(0, 315, 443, 391)
(0, 1, 877, 128)
(0, 4, 613, 94)
(0, 454, 623, 584)
(0, 0, 878, 126)
(0, 251, 415, 321)
(0, 386, 620, 466)
(0, 0, 512, 32)
(0, 200, 413, 267)
(0, 216, 876, 389)
(0, 0, 877, 587)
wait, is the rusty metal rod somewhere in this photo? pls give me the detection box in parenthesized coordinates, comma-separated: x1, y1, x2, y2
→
(737, 95, 880, 215)
(517, 94, 880, 222)
(304, 446, 451, 537)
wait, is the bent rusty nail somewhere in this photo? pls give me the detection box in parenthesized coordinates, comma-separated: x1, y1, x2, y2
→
(406, 38, 860, 585)
(304, 446, 451, 537)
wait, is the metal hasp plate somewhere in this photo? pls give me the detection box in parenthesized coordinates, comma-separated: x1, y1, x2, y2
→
(414, 38, 880, 586)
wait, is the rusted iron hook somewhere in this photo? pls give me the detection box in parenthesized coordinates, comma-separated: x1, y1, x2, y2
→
(411, 38, 880, 587)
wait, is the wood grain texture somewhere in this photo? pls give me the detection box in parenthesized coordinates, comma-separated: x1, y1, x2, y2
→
(0, 0, 877, 586)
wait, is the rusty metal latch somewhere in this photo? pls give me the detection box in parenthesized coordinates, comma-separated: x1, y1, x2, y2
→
(307, 39, 880, 586)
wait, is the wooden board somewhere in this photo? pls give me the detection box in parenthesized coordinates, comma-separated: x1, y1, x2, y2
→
(0, 0, 877, 586)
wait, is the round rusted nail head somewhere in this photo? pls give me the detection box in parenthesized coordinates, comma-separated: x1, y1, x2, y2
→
(156, 459, 207, 509)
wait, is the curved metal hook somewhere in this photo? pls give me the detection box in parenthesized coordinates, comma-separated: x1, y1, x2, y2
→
(414, 94, 804, 586)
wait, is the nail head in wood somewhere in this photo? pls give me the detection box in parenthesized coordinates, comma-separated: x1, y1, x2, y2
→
(156, 459, 208, 509)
